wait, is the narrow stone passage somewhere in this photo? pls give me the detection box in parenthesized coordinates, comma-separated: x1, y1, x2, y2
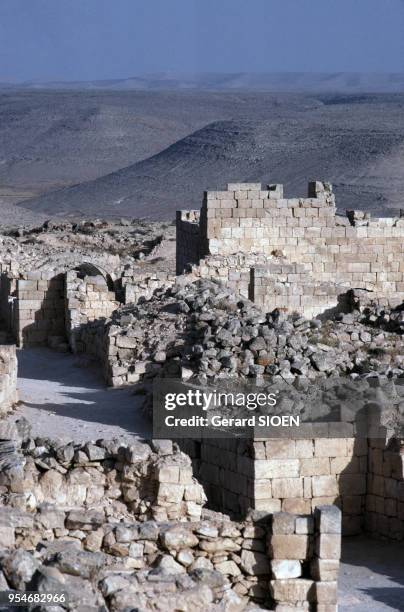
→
(8, 347, 151, 442)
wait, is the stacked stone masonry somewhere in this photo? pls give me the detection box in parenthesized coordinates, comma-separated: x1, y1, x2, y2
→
(65, 270, 119, 354)
(0, 425, 341, 610)
(177, 181, 404, 315)
(182, 435, 404, 541)
(15, 272, 66, 347)
(0, 504, 340, 610)
(366, 437, 404, 540)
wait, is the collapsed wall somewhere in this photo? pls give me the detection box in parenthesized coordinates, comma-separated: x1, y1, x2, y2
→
(0, 423, 341, 610)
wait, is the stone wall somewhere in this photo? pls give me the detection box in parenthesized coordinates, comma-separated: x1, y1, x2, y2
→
(181, 437, 367, 537)
(0, 273, 15, 338)
(0, 423, 341, 610)
(251, 264, 350, 319)
(190, 253, 272, 299)
(0, 503, 341, 610)
(176, 210, 201, 275)
(14, 272, 66, 348)
(65, 270, 119, 353)
(178, 181, 404, 316)
(365, 437, 404, 540)
(0, 345, 18, 416)
(2, 436, 206, 523)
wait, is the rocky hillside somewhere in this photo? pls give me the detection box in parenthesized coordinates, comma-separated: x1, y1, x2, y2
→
(1, 91, 403, 221)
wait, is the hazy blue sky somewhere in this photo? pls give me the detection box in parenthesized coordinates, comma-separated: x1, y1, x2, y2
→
(0, 0, 403, 81)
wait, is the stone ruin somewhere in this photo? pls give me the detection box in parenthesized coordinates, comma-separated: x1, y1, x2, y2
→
(0, 184, 403, 609)
(0, 420, 341, 610)
(177, 181, 404, 317)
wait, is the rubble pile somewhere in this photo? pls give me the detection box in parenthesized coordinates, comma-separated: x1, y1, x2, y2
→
(0, 422, 342, 611)
(0, 424, 206, 523)
(0, 506, 270, 611)
(106, 279, 404, 388)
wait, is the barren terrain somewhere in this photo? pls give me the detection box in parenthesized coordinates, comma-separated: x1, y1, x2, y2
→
(0, 90, 403, 223)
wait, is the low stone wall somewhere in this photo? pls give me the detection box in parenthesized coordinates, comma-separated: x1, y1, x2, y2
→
(190, 252, 273, 299)
(366, 437, 404, 540)
(1, 436, 206, 523)
(0, 501, 340, 611)
(181, 436, 369, 537)
(0, 423, 341, 609)
(0, 345, 18, 416)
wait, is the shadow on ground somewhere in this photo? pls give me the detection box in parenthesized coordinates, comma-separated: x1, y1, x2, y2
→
(11, 347, 152, 442)
(339, 535, 404, 612)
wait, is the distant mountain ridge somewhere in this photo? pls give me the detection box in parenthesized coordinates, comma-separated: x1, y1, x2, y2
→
(3, 72, 404, 93)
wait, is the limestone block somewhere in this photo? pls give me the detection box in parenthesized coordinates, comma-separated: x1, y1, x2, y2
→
(252, 479, 272, 499)
(316, 534, 341, 560)
(315, 581, 338, 604)
(255, 459, 300, 479)
(269, 535, 309, 560)
(271, 560, 302, 579)
(0, 524, 15, 548)
(295, 440, 314, 458)
(254, 499, 282, 512)
(157, 465, 180, 484)
(300, 458, 330, 476)
(265, 440, 296, 459)
(270, 579, 315, 603)
(315, 505, 342, 534)
(311, 559, 339, 581)
(314, 439, 347, 458)
(272, 478, 304, 499)
(312, 476, 338, 497)
(271, 513, 296, 535)
(295, 516, 314, 535)
(240, 549, 270, 575)
(157, 483, 184, 504)
(282, 499, 312, 514)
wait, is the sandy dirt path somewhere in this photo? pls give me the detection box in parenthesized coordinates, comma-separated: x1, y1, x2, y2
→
(8, 347, 152, 443)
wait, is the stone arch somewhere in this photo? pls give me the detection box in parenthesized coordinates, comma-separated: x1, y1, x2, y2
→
(74, 262, 115, 292)
(65, 262, 119, 354)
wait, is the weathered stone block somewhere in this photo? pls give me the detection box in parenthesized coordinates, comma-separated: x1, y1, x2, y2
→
(269, 535, 309, 560)
(272, 478, 304, 499)
(271, 512, 295, 535)
(271, 560, 302, 579)
(315, 505, 342, 534)
(270, 579, 315, 603)
(315, 581, 338, 604)
(315, 534, 341, 560)
(255, 459, 300, 479)
(311, 559, 339, 581)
